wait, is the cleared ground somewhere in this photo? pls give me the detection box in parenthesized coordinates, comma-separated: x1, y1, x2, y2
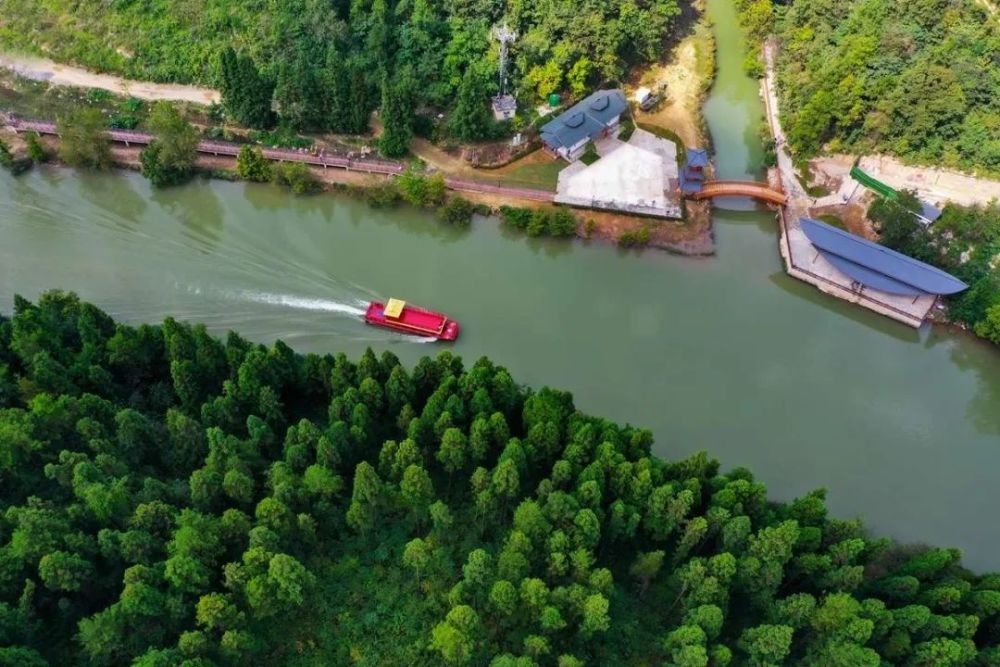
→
(0, 51, 219, 104)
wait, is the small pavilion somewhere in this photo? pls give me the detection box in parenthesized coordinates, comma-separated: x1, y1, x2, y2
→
(680, 148, 710, 194)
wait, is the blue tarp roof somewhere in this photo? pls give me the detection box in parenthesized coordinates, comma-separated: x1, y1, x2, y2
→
(540, 89, 627, 150)
(801, 218, 968, 296)
(686, 148, 710, 168)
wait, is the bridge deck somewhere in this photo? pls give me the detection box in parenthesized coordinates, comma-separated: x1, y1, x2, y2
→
(689, 180, 788, 205)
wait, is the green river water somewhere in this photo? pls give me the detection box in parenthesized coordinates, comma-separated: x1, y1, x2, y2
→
(2, 0, 1000, 569)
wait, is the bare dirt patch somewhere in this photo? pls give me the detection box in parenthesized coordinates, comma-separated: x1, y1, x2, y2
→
(0, 52, 219, 105)
(628, 22, 713, 149)
(809, 202, 874, 240)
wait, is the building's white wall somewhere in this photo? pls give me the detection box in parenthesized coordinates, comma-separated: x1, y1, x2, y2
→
(567, 139, 589, 161)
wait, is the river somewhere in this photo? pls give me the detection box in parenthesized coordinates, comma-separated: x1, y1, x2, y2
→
(2, 0, 1000, 570)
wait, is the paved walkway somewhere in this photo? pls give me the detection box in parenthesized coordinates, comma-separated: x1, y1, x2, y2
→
(762, 41, 808, 202)
(4, 116, 555, 202)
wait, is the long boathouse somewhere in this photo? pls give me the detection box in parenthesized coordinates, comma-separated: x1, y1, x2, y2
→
(781, 218, 967, 328)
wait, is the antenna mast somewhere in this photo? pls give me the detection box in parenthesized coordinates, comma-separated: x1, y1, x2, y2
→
(491, 22, 517, 98)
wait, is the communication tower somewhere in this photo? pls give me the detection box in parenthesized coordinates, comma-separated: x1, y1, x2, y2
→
(491, 23, 518, 121)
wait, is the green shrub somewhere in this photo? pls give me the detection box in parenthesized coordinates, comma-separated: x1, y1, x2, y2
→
(547, 207, 578, 237)
(438, 196, 475, 227)
(398, 169, 446, 207)
(526, 209, 549, 236)
(618, 119, 635, 142)
(85, 88, 113, 104)
(236, 145, 271, 182)
(364, 181, 401, 208)
(0, 137, 14, 168)
(57, 108, 113, 170)
(499, 205, 533, 230)
(251, 128, 312, 149)
(618, 226, 651, 248)
(271, 161, 321, 195)
(500, 205, 577, 238)
(24, 133, 47, 163)
(141, 141, 191, 187)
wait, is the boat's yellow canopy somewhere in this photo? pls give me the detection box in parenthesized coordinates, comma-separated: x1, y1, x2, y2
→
(384, 298, 406, 318)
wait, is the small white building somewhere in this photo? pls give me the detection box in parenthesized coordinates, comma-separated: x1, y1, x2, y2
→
(492, 94, 517, 121)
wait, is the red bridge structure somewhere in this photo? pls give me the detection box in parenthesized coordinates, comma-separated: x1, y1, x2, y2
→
(687, 179, 788, 205)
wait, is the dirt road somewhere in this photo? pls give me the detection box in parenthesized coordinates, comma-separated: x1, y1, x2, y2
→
(762, 40, 808, 202)
(0, 52, 220, 105)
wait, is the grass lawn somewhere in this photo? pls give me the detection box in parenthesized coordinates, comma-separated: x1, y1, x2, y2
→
(495, 159, 564, 191)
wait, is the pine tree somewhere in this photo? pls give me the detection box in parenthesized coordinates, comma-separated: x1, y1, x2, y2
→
(274, 52, 324, 131)
(346, 65, 373, 134)
(218, 47, 274, 129)
(448, 68, 493, 141)
(378, 72, 413, 158)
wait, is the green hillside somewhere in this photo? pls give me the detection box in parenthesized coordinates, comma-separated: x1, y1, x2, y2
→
(775, 0, 1000, 174)
(1, 292, 1000, 666)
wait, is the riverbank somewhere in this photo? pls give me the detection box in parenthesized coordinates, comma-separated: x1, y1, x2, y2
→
(1, 125, 715, 255)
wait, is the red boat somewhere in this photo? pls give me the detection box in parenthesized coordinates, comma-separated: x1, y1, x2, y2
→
(364, 298, 460, 341)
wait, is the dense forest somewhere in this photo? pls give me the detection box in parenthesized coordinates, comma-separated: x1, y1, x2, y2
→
(2, 292, 1000, 666)
(0, 0, 682, 138)
(773, 0, 1000, 174)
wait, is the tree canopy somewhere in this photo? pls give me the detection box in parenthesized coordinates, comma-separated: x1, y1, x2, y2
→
(870, 194, 1000, 347)
(0, 0, 682, 140)
(140, 102, 200, 188)
(775, 0, 1000, 174)
(1, 292, 999, 665)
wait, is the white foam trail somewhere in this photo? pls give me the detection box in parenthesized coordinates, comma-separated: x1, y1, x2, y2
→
(228, 290, 367, 316)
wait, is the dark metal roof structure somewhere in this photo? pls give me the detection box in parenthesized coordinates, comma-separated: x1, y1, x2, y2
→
(919, 201, 943, 223)
(686, 148, 710, 168)
(801, 218, 968, 296)
(540, 89, 627, 151)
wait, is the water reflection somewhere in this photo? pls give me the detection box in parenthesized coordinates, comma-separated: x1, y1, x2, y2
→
(714, 206, 779, 234)
(934, 332, 1000, 435)
(150, 177, 225, 252)
(76, 169, 148, 227)
(766, 272, 923, 343)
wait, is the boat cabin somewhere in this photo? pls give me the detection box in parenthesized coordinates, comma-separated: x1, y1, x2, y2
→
(384, 298, 406, 319)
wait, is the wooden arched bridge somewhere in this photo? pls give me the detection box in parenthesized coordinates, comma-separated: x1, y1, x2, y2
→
(687, 180, 788, 205)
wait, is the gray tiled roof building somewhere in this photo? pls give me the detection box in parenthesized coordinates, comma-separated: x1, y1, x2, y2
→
(540, 89, 627, 160)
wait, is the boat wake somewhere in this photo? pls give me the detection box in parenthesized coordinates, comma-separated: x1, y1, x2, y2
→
(224, 290, 368, 317)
